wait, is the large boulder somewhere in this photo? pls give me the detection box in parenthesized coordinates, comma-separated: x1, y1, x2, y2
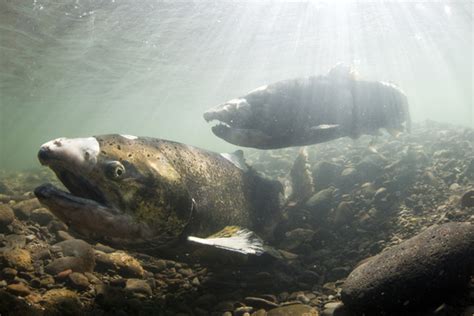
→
(341, 222, 474, 314)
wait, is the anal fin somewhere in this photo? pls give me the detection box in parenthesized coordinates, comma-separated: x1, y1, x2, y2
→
(187, 226, 264, 256)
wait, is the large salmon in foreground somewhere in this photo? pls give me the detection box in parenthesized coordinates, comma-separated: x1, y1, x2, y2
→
(34, 134, 282, 258)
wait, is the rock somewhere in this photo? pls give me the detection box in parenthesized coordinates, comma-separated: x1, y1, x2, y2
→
(3, 248, 33, 271)
(41, 288, 83, 315)
(47, 220, 68, 233)
(40, 275, 55, 287)
(95, 251, 144, 278)
(11, 198, 42, 219)
(306, 187, 335, 217)
(153, 259, 167, 272)
(280, 228, 315, 250)
(244, 297, 279, 310)
(55, 239, 93, 258)
(338, 167, 360, 190)
(356, 154, 385, 181)
(342, 222, 474, 313)
(0, 204, 15, 231)
(46, 239, 95, 273)
(30, 208, 54, 226)
(252, 309, 267, 316)
(461, 190, 474, 208)
(68, 272, 90, 290)
(312, 161, 342, 191)
(6, 283, 31, 296)
(235, 306, 255, 316)
(332, 201, 354, 225)
(3, 234, 26, 248)
(0, 290, 41, 315)
(45, 256, 93, 275)
(57, 230, 75, 241)
(94, 243, 115, 253)
(2, 267, 18, 280)
(266, 304, 319, 316)
(322, 302, 347, 316)
(125, 279, 152, 297)
(84, 272, 102, 285)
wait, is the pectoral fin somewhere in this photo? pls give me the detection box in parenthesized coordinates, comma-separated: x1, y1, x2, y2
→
(220, 150, 248, 172)
(187, 226, 264, 255)
(307, 124, 344, 143)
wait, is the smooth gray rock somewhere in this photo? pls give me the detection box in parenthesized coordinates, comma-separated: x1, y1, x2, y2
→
(342, 222, 474, 314)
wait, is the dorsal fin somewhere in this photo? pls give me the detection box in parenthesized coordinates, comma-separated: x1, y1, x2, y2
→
(220, 150, 248, 171)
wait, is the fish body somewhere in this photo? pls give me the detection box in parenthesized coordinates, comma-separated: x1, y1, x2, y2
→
(204, 64, 411, 149)
(34, 135, 281, 256)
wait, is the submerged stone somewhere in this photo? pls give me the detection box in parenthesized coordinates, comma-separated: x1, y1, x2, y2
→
(341, 222, 474, 314)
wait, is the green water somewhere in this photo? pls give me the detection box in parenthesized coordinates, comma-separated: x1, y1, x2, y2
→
(1, 0, 472, 170)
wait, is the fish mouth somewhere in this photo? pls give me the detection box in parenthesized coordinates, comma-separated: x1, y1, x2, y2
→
(34, 182, 115, 237)
(34, 182, 151, 241)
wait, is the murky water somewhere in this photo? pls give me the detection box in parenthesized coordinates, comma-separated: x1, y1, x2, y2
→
(1, 0, 472, 170)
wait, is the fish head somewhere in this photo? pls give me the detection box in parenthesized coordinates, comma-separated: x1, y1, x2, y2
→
(204, 86, 282, 148)
(35, 135, 193, 248)
(203, 97, 253, 128)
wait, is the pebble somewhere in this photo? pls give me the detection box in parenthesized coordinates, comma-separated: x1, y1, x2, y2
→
(3, 248, 33, 271)
(266, 304, 319, 316)
(312, 161, 342, 191)
(3, 234, 26, 248)
(95, 251, 144, 278)
(68, 272, 90, 290)
(45, 256, 93, 275)
(281, 228, 315, 250)
(40, 275, 55, 287)
(6, 283, 31, 296)
(56, 230, 75, 241)
(29, 208, 55, 226)
(94, 243, 115, 253)
(235, 306, 255, 316)
(0, 204, 15, 231)
(244, 297, 279, 310)
(2, 267, 18, 280)
(42, 288, 83, 314)
(11, 198, 42, 219)
(306, 187, 335, 216)
(125, 278, 152, 296)
(332, 201, 353, 225)
(322, 302, 346, 316)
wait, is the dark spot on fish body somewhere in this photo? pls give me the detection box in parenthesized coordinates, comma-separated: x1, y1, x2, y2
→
(117, 145, 121, 150)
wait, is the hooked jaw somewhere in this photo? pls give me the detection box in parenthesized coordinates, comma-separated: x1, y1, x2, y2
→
(34, 183, 152, 240)
(204, 98, 275, 148)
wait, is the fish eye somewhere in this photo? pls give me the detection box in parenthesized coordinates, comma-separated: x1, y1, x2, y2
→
(105, 161, 125, 180)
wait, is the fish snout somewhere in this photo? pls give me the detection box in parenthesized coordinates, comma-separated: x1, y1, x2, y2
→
(38, 145, 53, 165)
(203, 110, 217, 122)
(37, 137, 100, 171)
